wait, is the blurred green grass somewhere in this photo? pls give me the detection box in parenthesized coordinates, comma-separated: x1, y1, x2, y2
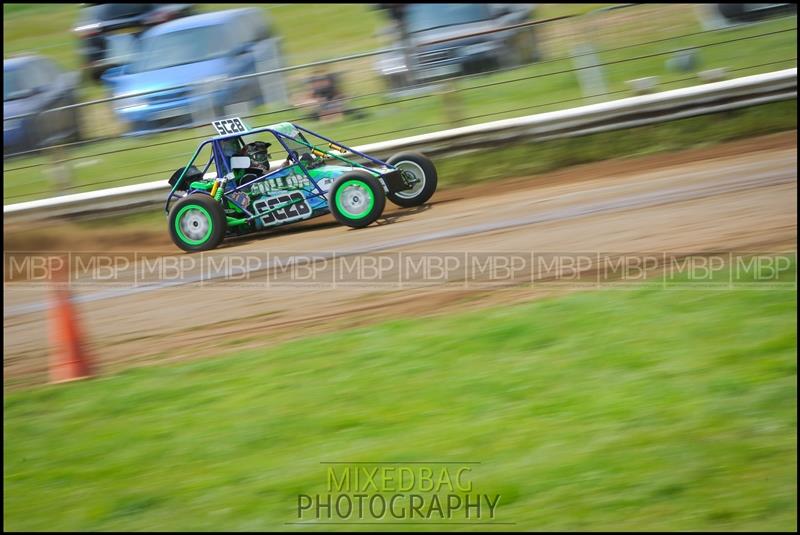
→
(437, 100, 799, 187)
(4, 257, 796, 530)
(3, 5, 796, 203)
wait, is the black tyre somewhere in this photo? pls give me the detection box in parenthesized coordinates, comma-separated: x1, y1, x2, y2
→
(328, 170, 386, 228)
(168, 193, 227, 252)
(386, 152, 438, 207)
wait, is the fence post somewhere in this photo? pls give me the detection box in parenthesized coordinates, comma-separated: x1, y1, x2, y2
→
(48, 143, 72, 193)
(572, 43, 608, 102)
(190, 77, 221, 126)
(441, 80, 464, 127)
(257, 38, 290, 107)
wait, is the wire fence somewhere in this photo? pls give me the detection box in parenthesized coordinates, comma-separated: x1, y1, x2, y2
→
(4, 14, 580, 124)
(4, 56, 795, 203)
(6, 25, 797, 170)
(6, 19, 798, 163)
(3, 4, 797, 202)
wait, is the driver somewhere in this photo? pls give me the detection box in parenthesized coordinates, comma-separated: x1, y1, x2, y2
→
(239, 141, 272, 175)
(226, 141, 272, 194)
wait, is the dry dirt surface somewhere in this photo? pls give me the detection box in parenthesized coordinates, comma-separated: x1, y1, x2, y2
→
(3, 132, 797, 389)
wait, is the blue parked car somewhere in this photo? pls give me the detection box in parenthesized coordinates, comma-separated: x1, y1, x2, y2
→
(101, 8, 287, 135)
(3, 55, 82, 156)
(73, 3, 196, 81)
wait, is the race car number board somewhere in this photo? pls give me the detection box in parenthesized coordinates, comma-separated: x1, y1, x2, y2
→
(213, 117, 248, 136)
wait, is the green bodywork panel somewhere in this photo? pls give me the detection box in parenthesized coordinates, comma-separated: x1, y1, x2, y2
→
(190, 180, 213, 190)
(176, 120, 390, 232)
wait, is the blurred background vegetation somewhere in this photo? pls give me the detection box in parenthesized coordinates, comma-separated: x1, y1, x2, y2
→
(3, 4, 797, 203)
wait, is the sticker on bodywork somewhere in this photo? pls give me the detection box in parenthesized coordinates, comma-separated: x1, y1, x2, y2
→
(253, 191, 312, 227)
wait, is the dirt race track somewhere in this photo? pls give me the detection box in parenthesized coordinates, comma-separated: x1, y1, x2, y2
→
(3, 132, 797, 388)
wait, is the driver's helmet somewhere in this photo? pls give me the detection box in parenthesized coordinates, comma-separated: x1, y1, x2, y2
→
(242, 141, 271, 173)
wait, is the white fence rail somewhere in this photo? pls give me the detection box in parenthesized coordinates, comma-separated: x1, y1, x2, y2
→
(4, 68, 796, 223)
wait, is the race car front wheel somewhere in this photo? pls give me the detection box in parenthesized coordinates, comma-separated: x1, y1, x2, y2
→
(386, 152, 438, 207)
(328, 171, 386, 229)
(168, 193, 227, 252)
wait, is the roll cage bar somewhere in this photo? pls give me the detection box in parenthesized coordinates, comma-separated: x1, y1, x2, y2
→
(164, 123, 397, 216)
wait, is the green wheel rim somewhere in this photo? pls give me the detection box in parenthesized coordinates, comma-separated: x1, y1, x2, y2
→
(335, 179, 375, 219)
(174, 204, 214, 245)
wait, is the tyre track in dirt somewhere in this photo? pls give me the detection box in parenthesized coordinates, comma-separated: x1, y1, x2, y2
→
(3, 134, 797, 388)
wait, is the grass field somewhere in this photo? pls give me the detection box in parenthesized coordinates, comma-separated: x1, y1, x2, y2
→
(3, 5, 797, 203)
(4, 258, 796, 531)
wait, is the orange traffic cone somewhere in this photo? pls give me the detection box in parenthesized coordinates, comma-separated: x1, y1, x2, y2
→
(48, 267, 94, 383)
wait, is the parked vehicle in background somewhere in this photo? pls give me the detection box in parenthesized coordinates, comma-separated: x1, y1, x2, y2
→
(698, 3, 797, 30)
(73, 3, 196, 81)
(3, 55, 82, 156)
(101, 8, 288, 136)
(375, 3, 539, 90)
(714, 3, 796, 23)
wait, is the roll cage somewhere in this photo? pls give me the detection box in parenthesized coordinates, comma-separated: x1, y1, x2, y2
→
(164, 122, 403, 227)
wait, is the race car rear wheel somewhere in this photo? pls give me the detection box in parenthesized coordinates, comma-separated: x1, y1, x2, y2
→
(328, 171, 386, 228)
(169, 193, 227, 252)
(386, 152, 438, 207)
